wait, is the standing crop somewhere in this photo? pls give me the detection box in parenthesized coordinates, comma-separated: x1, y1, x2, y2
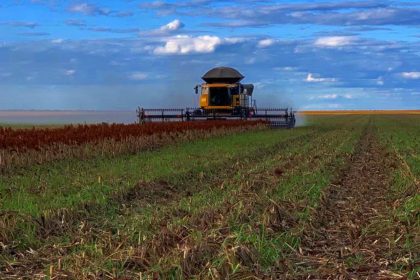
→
(0, 121, 265, 150)
(0, 120, 266, 172)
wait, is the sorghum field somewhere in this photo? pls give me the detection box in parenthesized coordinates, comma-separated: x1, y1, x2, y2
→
(0, 115, 418, 279)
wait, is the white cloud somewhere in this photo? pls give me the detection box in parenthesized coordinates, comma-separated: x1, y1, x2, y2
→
(129, 72, 148, 80)
(51, 38, 64, 44)
(65, 69, 76, 76)
(314, 36, 355, 47)
(154, 35, 225, 55)
(160, 19, 184, 32)
(144, 19, 185, 36)
(69, 3, 109, 15)
(306, 73, 337, 83)
(257, 38, 275, 48)
(224, 37, 246, 44)
(401, 72, 420, 79)
(69, 3, 95, 14)
(273, 66, 297, 71)
(310, 93, 353, 100)
(319, 94, 337, 99)
(302, 103, 343, 110)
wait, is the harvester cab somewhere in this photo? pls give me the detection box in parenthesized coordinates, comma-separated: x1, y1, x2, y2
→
(194, 67, 255, 116)
(137, 67, 296, 128)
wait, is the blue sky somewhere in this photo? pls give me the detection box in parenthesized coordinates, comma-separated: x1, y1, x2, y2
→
(0, 0, 419, 110)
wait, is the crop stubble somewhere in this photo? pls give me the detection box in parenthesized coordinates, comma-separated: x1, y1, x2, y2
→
(286, 124, 416, 279)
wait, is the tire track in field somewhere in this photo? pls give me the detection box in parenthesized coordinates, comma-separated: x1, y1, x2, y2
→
(287, 125, 411, 279)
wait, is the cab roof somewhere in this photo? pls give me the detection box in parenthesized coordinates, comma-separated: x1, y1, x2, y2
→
(202, 67, 244, 83)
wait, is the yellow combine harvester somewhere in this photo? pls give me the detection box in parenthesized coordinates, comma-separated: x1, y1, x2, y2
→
(197, 67, 253, 114)
(137, 67, 296, 128)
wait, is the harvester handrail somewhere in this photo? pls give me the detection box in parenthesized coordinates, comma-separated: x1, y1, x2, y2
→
(254, 108, 290, 112)
(142, 108, 185, 112)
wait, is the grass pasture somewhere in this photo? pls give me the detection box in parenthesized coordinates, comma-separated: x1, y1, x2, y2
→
(0, 115, 419, 279)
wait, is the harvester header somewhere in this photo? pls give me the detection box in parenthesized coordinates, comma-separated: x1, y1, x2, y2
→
(137, 67, 296, 128)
